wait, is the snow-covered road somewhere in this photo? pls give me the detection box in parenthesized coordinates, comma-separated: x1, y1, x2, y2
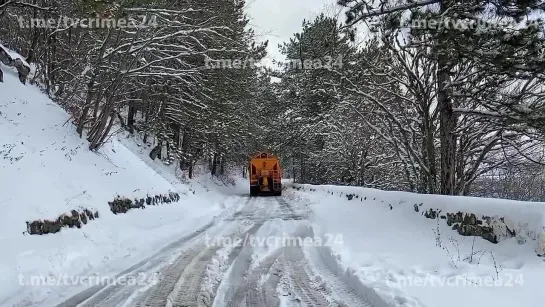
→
(54, 195, 387, 307)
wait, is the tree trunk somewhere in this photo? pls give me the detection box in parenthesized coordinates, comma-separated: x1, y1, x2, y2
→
(437, 2, 457, 195)
(87, 104, 111, 149)
(143, 106, 150, 143)
(90, 112, 115, 150)
(127, 105, 136, 133)
(26, 1, 39, 64)
(171, 122, 180, 147)
(179, 129, 190, 170)
(438, 72, 457, 195)
(211, 152, 218, 176)
(188, 159, 194, 179)
(150, 143, 161, 160)
(76, 29, 112, 137)
(422, 111, 437, 193)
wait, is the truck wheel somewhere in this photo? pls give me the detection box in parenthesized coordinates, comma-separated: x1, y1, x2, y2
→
(250, 186, 258, 196)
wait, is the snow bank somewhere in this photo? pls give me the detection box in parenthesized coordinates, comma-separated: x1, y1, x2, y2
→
(0, 49, 244, 306)
(291, 183, 545, 254)
(287, 183, 545, 307)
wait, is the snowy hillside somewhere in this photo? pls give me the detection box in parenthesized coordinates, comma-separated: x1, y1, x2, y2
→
(285, 183, 545, 307)
(0, 58, 244, 305)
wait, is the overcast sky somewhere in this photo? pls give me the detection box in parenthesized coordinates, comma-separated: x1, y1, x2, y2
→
(245, 0, 338, 65)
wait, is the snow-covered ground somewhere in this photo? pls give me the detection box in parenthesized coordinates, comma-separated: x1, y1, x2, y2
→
(286, 183, 545, 307)
(3, 44, 545, 307)
(0, 53, 246, 306)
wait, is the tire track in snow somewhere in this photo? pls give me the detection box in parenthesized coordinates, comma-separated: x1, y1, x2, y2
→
(211, 196, 271, 306)
(217, 196, 295, 307)
(305, 232, 391, 307)
(132, 198, 265, 307)
(276, 196, 390, 307)
(304, 246, 379, 307)
(283, 245, 330, 306)
(56, 220, 217, 307)
(248, 256, 282, 307)
(56, 195, 251, 307)
(170, 221, 265, 307)
(275, 197, 308, 221)
(133, 245, 205, 307)
(225, 249, 282, 307)
(167, 245, 222, 307)
(204, 221, 265, 306)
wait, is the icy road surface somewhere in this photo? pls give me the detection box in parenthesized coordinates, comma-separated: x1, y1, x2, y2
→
(55, 195, 389, 307)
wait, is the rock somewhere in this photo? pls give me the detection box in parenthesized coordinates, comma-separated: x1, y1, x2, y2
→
(482, 231, 498, 244)
(28, 220, 43, 235)
(446, 213, 461, 226)
(455, 212, 464, 223)
(463, 213, 477, 225)
(43, 219, 62, 233)
(0, 46, 30, 84)
(26, 207, 99, 235)
(61, 214, 72, 227)
(80, 212, 88, 224)
(85, 209, 95, 220)
(506, 225, 516, 237)
(109, 197, 136, 214)
(456, 222, 497, 244)
(424, 208, 438, 219)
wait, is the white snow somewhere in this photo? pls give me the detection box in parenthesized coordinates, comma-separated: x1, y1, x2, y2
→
(3, 42, 545, 307)
(0, 43, 31, 68)
(0, 52, 245, 306)
(288, 183, 545, 307)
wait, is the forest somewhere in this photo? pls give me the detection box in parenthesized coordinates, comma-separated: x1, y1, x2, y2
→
(1, 0, 545, 201)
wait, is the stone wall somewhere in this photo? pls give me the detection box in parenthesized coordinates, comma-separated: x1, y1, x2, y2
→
(25, 208, 99, 235)
(25, 191, 181, 235)
(289, 185, 545, 257)
(108, 192, 180, 214)
(419, 207, 501, 244)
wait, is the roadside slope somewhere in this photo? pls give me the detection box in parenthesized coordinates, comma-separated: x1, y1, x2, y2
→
(0, 52, 242, 306)
(286, 183, 545, 307)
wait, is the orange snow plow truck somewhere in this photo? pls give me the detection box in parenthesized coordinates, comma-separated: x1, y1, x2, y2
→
(249, 152, 282, 196)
